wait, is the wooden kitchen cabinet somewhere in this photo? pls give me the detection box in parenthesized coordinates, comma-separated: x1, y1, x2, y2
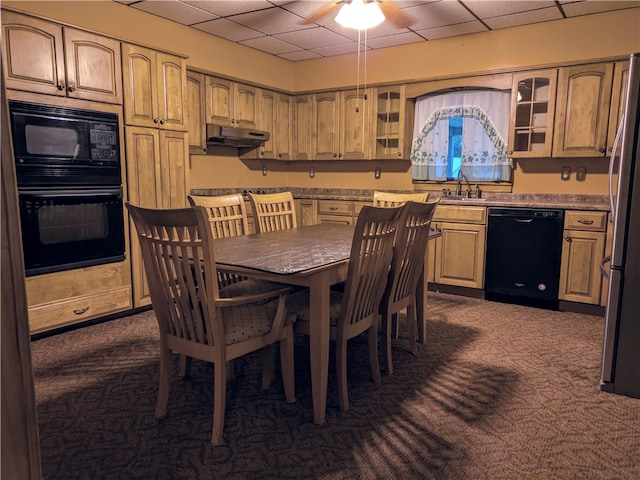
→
(317, 199, 368, 225)
(2, 10, 122, 104)
(559, 210, 607, 305)
(606, 60, 630, 157)
(372, 85, 410, 159)
(186, 70, 207, 154)
(293, 94, 314, 160)
(508, 69, 557, 157)
(553, 63, 614, 157)
(122, 43, 187, 131)
(205, 76, 259, 129)
(125, 127, 189, 306)
(26, 262, 132, 334)
(245, 89, 293, 160)
(429, 205, 487, 289)
(275, 93, 293, 160)
(296, 199, 318, 226)
(312, 89, 369, 160)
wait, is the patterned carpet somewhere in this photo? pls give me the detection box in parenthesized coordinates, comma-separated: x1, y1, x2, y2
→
(31, 292, 640, 479)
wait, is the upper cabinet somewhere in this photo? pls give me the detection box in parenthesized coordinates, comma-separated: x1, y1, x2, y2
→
(312, 89, 368, 160)
(2, 11, 122, 104)
(552, 63, 614, 157)
(122, 43, 187, 131)
(275, 92, 293, 160)
(508, 69, 558, 158)
(186, 71, 207, 154)
(372, 85, 409, 159)
(293, 94, 313, 161)
(205, 77, 259, 129)
(606, 60, 630, 157)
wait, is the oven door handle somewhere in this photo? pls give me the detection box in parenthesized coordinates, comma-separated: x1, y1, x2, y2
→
(19, 187, 122, 198)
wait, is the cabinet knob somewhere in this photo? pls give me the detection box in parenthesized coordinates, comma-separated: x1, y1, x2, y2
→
(564, 235, 572, 242)
(338, 153, 343, 158)
(159, 119, 165, 125)
(57, 83, 66, 91)
(153, 118, 160, 124)
(67, 85, 76, 92)
(599, 147, 606, 154)
(397, 151, 402, 157)
(333, 153, 338, 158)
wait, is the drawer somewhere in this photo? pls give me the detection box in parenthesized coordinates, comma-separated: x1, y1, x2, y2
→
(318, 214, 353, 225)
(564, 211, 607, 231)
(432, 205, 487, 224)
(318, 200, 353, 216)
(28, 286, 132, 334)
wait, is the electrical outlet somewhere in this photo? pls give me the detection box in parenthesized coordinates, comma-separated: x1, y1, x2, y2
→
(576, 166, 587, 181)
(309, 167, 315, 178)
(261, 164, 267, 176)
(374, 167, 381, 179)
(561, 166, 571, 181)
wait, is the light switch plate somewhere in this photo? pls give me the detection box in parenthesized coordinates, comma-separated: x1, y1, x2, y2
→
(576, 166, 587, 181)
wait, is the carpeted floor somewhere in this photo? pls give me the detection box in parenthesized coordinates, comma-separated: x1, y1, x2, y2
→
(31, 292, 640, 479)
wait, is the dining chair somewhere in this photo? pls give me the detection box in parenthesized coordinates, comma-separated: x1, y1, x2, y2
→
(126, 202, 296, 446)
(380, 200, 439, 374)
(372, 190, 429, 207)
(248, 191, 297, 233)
(187, 193, 286, 295)
(287, 204, 404, 411)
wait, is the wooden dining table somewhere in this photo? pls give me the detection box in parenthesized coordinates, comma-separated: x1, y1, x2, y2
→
(213, 223, 439, 425)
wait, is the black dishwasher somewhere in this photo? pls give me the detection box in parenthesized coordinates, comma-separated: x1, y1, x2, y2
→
(485, 207, 564, 309)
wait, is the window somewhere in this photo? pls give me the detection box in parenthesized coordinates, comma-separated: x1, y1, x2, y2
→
(410, 89, 512, 183)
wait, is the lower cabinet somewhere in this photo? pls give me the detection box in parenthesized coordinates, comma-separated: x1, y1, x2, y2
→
(317, 199, 368, 225)
(559, 210, 607, 304)
(125, 127, 189, 307)
(428, 205, 487, 289)
(296, 199, 318, 226)
(26, 261, 132, 334)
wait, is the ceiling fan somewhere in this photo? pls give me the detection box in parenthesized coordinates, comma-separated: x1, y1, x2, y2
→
(300, 0, 414, 30)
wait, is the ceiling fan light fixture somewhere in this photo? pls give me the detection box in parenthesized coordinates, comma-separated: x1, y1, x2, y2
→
(335, 0, 385, 30)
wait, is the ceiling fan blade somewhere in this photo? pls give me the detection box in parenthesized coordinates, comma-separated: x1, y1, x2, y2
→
(377, 0, 413, 29)
(299, 0, 345, 25)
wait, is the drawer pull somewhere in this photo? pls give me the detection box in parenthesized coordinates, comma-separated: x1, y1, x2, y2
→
(73, 306, 89, 315)
(329, 206, 338, 211)
(578, 219, 594, 225)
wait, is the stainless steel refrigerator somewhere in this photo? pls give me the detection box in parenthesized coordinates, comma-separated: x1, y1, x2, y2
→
(600, 52, 640, 399)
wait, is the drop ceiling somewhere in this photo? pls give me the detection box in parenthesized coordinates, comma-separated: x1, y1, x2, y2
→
(114, 0, 639, 61)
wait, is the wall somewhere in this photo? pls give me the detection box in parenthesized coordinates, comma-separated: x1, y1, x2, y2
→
(4, 1, 640, 195)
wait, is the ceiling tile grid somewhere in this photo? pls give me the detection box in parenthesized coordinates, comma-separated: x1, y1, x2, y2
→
(114, 0, 640, 61)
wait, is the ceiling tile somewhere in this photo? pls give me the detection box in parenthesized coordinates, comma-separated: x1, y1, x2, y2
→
(484, 7, 564, 30)
(181, 0, 274, 17)
(131, 0, 217, 25)
(404, 1, 477, 30)
(193, 18, 265, 42)
(365, 31, 426, 50)
(278, 49, 323, 61)
(231, 6, 313, 34)
(311, 42, 372, 58)
(561, 0, 638, 16)
(239, 35, 301, 55)
(417, 20, 487, 41)
(274, 26, 352, 50)
(462, 0, 557, 19)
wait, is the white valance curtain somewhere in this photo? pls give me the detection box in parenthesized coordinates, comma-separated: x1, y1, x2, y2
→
(410, 90, 512, 182)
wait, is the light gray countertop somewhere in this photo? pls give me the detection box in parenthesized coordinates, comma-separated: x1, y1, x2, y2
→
(190, 188, 610, 212)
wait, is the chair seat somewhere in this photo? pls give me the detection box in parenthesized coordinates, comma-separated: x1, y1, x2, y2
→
(221, 301, 295, 344)
(286, 282, 342, 327)
(219, 278, 289, 298)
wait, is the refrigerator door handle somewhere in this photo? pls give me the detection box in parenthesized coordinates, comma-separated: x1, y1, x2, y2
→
(601, 268, 623, 386)
(600, 255, 611, 279)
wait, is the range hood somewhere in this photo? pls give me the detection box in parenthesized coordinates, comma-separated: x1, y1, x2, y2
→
(206, 123, 270, 148)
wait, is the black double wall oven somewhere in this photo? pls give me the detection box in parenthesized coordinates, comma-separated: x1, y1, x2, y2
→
(10, 100, 126, 277)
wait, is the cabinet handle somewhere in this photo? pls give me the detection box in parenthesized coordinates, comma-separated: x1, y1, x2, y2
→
(153, 118, 160, 124)
(578, 219, 594, 225)
(159, 119, 165, 125)
(67, 85, 76, 92)
(564, 235, 572, 242)
(599, 147, 606, 154)
(73, 306, 89, 315)
(338, 153, 343, 158)
(397, 151, 402, 157)
(333, 153, 338, 158)
(57, 83, 66, 91)
(329, 206, 338, 211)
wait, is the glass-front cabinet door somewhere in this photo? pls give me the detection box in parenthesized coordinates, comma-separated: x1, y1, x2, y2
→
(372, 85, 407, 159)
(508, 69, 558, 157)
